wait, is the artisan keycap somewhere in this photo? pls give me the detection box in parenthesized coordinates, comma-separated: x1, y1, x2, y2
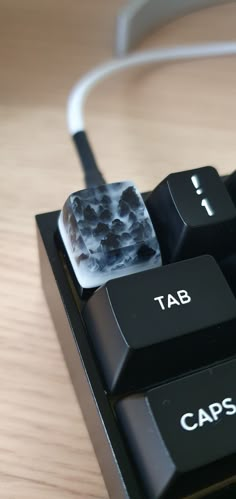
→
(146, 166, 236, 263)
(83, 255, 236, 393)
(58, 181, 161, 294)
(117, 359, 236, 499)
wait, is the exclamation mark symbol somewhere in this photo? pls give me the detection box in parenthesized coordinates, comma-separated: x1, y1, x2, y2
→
(191, 174, 215, 217)
(191, 175, 203, 195)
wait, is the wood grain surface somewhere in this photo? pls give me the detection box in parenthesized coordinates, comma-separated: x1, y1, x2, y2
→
(1, 1, 236, 497)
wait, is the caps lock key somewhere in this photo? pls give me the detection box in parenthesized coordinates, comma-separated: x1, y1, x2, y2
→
(117, 358, 236, 498)
(83, 255, 236, 393)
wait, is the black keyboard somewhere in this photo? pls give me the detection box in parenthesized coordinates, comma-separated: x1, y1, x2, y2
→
(36, 166, 236, 499)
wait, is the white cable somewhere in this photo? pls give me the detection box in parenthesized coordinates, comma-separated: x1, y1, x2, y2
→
(67, 42, 236, 136)
(115, 0, 229, 55)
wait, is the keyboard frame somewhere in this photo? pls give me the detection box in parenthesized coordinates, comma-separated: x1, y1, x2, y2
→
(36, 210, 145, 499)
(36, 197, 235, 499)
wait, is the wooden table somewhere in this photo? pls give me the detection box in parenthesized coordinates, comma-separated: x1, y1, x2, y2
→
(1, 1, 236, 497)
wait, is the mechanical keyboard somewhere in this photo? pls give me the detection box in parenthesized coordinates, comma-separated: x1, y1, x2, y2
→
(36, 165, 236, 499)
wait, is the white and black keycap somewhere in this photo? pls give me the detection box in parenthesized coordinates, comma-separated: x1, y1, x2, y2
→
(58, 181, 161, 294)
(146, 166, 236, 263)
(117, 359, 236, 499)
(83, 255, 236, 393)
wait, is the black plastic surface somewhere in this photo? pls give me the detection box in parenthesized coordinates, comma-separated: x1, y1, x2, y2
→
(147, 166, 236, 263)
(36, 207, 236, 499)
(83, 255, 236, 393)
(36, 210, 145, 499)
(118, 359, 236, 498)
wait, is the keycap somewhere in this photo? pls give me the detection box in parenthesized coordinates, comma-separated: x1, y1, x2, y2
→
(146, 166, 236, 263)
(83, 255, 236, 393)
(117, 358, 236, 499)
(58, 181, 161, 294)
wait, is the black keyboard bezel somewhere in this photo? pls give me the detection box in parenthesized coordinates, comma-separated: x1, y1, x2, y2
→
(36, 210, 145, 498)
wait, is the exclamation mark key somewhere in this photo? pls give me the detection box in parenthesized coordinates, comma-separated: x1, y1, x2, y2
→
(146, 166, 236, 262)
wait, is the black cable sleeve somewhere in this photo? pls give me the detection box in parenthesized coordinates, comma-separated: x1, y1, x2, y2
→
(73, 131, 106, 188)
